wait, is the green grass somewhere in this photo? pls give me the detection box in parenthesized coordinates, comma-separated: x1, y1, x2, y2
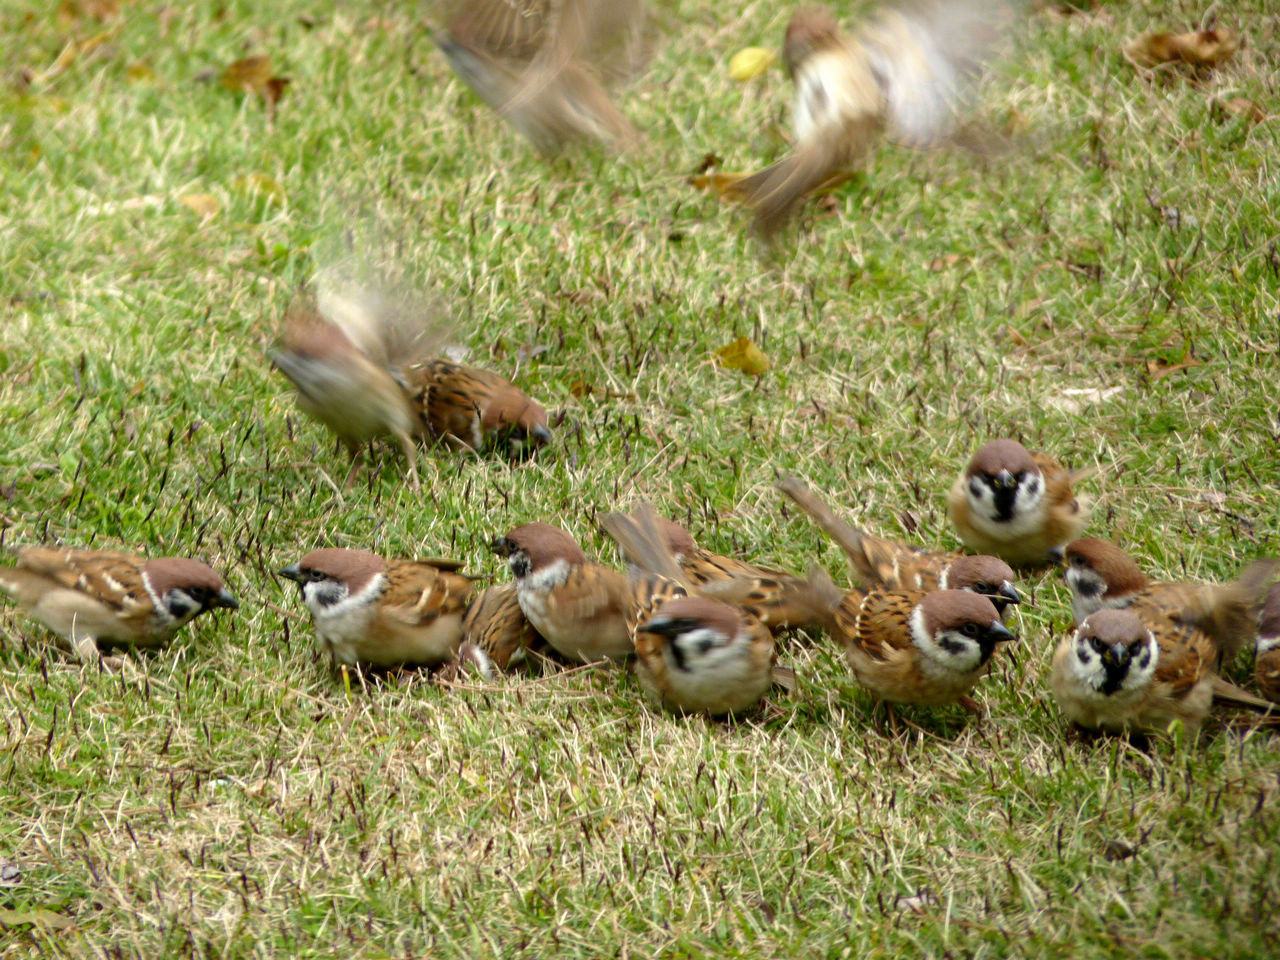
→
(2, 0, 1279, 956)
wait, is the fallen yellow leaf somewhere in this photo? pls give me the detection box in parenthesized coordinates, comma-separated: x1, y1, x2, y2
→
(220, 55, 274, 94)
(691, 170, 749, 200)
(729, 46, 776, 82)
(233, 174, 286, 203)
(126, 60, 154, 82)
(715, 337, 770, 376)
(177, 193, 220, 220)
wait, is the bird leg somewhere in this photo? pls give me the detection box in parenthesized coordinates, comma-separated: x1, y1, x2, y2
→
(341, 441, 364, 490)
(394, 429, 421, 492)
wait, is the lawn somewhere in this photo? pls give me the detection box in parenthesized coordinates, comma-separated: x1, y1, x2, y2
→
(1, 0, 1279, 956)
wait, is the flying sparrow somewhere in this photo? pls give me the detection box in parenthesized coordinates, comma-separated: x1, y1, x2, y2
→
(278, 548, 475, 669)
(406, 357, 552, 455)
(460, 581, 547, 671)
(632, 595, 776, 717)
(1050, 607, 1275, 738)
(0, 548, 237, 662)
(492, 521, 683, 662)
(1256, 584, 1280, 702)
(804, 574, 1017, 710)
(729, 0, 1007, 237)
(778, 475, 1021, 620)
(271, 289, 430, 491)
(947, 438, 1091, 567)
(1062, 538, 1278, 666)
(435, 0, 646, 155)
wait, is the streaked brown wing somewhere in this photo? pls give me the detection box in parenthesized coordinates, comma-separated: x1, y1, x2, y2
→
(852, 533, 948, 592)
(623, 575, 688, 638)
(18, 548, 151, 617)
(381, 559, 476, 625)
(463, 582, 542, 668)
(1150, 617, 1214, 700)
(834, 589, 918, 663)
(406, 358, 493, 447)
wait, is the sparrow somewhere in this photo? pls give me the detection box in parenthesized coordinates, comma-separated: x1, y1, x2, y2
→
(628, 513, 817, 631)
(435, 0, 646, 155)
(492, 521, 683, 662)
(633, 595, 776, 717)
(601, 505, 784, 716)
(278, 548, 475, 669)
(405, 357, 552, 455)
(730, 0, 1008, 237)
(0, 548, 237, 662)
(801, 572, 1017, 710)
(947, 438, 1091, 567)
(460, 581, 547, 671)
(1256, 584, 1280, 702)
(1062, 538, 1278, 666)
(778, 474, 1021, 620)
(1050, 607, 1275, 738)
(271, 288, 430, 491)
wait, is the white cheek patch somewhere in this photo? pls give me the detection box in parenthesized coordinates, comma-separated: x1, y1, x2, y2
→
(669, 626, 730, 670)
(1125, 637, 1158, 689)
(306, 574, 385, 634)
(1259, 635, 1280, 655)
(909, 606, 984, 673)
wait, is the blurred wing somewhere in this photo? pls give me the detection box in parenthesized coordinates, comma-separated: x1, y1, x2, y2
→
(313, 268, 453, 373)
(857, 0, 1013, 148)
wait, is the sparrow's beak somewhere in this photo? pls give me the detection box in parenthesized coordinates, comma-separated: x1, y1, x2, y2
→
(1048, 547, 1066, 567)
(490, 536, 515, 557)
(994, 469, 1015, 490)
(529, 423, 553, 446)
(214, 588, 239, 610)
(277, 563, 304, 583)
(636, 618, 681, 639)
(990, 621, 1018, 644)
(1101, 643, 1129, 667)
(998, 582, 1022, 606)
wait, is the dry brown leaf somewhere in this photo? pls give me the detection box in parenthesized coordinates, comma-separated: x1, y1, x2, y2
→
(0, 907, 74, 930)
(1146, 357, 1202, 380)
(126, 60, 154, 82)
(715, 338, 770, 376)
(177, 193, 219, 220)
(1125, 28, 1241, 70)
(1214, 97, 1266, 124)
(928, 254, 966, 271)
(58, 0, 120, 25)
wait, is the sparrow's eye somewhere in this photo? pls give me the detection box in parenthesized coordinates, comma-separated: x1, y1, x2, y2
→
(306, 570, 325, 583)
(1070, 555, 1085, 567)
(1089, 636, 1107, 655)
(973, 582, 992, 594)
(960, 623, 980, 638)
